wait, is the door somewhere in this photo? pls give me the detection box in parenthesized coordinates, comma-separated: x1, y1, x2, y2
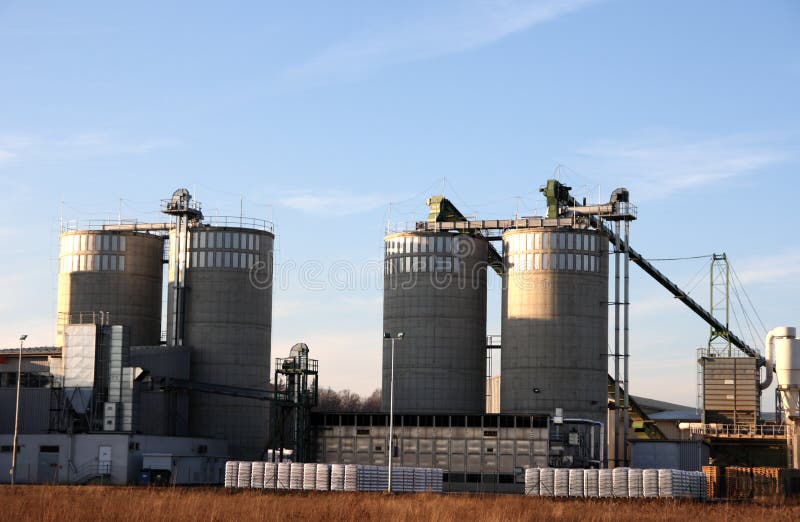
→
(38, 446, 60, 484)
(98, 445, 112, 474)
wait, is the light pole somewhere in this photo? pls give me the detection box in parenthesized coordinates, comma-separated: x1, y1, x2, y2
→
(383, 331, 404, 493)
(10, 334, 27, 486)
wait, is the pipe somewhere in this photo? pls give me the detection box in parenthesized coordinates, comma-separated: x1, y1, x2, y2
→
(623, 221, 630, 467)
(613, 221, 621, 466)
(564, 418, 605, 469)
(760, 328, 780, 390)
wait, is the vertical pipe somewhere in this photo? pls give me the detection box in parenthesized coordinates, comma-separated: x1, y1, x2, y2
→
(613, 221, 621, 467)
(10, 337, 24, 485)
(388, 338, 395, 493)
(623, 221, 630, 467)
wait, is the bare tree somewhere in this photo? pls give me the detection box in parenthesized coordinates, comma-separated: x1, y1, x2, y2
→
(315, 388, 382, 412)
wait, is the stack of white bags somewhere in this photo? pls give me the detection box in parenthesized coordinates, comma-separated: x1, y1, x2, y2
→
(224, 461, 444, 493)
(524, 468, 706, 499)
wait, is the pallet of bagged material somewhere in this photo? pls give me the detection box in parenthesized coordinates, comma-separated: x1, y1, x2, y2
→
(725, 467, 753, 499)
(752, 467, 778, 498)
(702, 466, 724, 499)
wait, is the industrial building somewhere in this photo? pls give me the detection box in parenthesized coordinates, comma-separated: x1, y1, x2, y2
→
(2, 179, 799, 490)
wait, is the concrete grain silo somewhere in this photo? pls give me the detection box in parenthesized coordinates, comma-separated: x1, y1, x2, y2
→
(56, 229, 164, 347)
(165, 200, 275, 458)
(382, 231, 488, 414)
(500, 226, 608, 421)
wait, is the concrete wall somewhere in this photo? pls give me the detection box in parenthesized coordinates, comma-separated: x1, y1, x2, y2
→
(312, 413, 550, 493)
(0, 433, 227, 485)
(501, 227, 608, 421)
(382, 233, 488, 414)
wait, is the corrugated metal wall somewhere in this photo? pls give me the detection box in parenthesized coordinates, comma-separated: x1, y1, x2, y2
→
(0, 388, 52, 433)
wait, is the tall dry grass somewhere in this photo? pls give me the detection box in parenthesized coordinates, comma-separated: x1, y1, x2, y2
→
(1, 487, 799, 522)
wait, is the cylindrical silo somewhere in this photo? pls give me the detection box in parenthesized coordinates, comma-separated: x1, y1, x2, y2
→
(500, 226, 608, 421)
(382, 231, 487, 413)
(56, 230, 164, 347)
(168, 223, 274, 459)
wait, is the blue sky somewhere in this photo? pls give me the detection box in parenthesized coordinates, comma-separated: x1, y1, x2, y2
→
(1, 0, 798, 408)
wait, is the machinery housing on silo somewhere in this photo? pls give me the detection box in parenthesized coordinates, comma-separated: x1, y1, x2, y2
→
(57, 228, 164, 347)
(382, 229, 488, 414)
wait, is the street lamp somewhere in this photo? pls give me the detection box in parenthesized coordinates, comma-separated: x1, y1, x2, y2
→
(10, 334, 27, 486)
(383, 331, 404, 493)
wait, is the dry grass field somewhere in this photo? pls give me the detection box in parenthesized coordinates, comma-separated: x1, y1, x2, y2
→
(2, 486, 799, 522)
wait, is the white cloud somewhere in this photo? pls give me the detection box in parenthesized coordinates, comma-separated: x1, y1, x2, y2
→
(0, 131, 180, 168)
(571, 130, 790, 200)
(281, 0, 597, 88)
(278, 190, 386, 216)
(733, 249, 800, 286)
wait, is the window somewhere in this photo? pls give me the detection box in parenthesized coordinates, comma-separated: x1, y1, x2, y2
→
(198, 252, 205, 268)
(551, 253, 557, 270)
(567, 254, 574, 270)
(225, 232, 231, 249)
(254, 235, 260, 251)
(103, 235, 110, 250)
(224, 252, 231, 267)
(119, 236, 126, 252)
(110, 255, 117, 271)
(232, 233, 239, 249)
(199, 232, 206, 249)
(111, 235, 118, 252)
(232, 252, 239, 268)
(240, 253, 247, 268)
(208, 251, 214, 268)
(248, 253, 254, 268)
(437, 236, 443, 252)
(590, 256, 596, 272)
(87, 235, 94, 251)
(542, 253, 550, 270)
(543, 233, 550, 250)
(216, 251, 222, 267)
(208, 232, 215, 249)
(118, 256, 125, 271)
(567, 233, 573, 250)
(102, 255, 109, 271)
(559, 253, 565, 270)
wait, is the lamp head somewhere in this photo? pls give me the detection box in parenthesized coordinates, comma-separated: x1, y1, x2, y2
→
(19, 335, 27, 341)
(397, 332, 405, 339)
(383, 332, 391, 339)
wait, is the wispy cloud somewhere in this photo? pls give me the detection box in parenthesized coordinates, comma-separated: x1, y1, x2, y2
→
(734, 249, 800, 286)
(0, 131, 180, 168)
(281, 0, 597, 89)
(278, 190, 386, 216)
(571, 130, 790, 200)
